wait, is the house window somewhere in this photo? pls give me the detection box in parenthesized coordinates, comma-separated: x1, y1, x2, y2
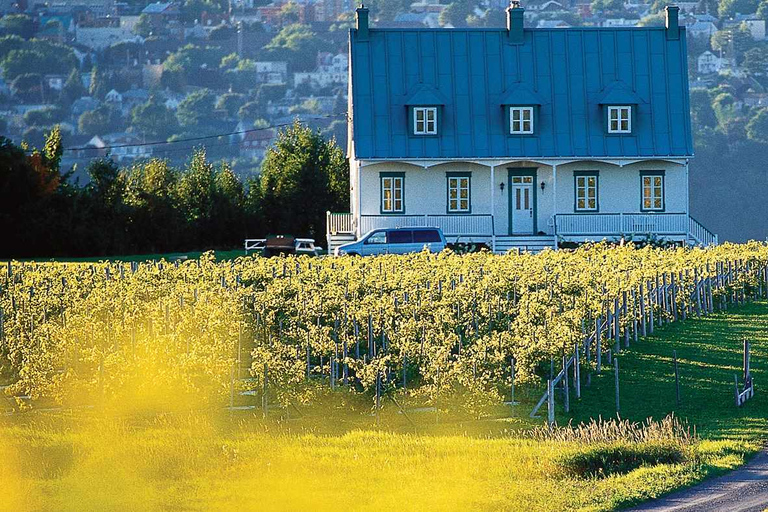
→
(574, 172, 598, 211)
(381, 173, 404, 213)
(641, 173, 664, 211)
(608, 106, 631, 133)
(446, 173, 470, 213)
(413, 107, 437, 135)
(510, 107, 534, 134)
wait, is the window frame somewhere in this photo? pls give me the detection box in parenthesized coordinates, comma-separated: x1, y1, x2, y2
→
(509, 106, 535, 135)
(413, 106, 438, 135)
(607, 105, 632, 134)
(640, 171, 665, 212)
(446, 172, 472, 214)
(573, 170, 599, 212)
(380, 172, 405, 215)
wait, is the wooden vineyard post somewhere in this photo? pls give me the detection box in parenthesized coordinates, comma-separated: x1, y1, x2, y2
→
(670, 273, 678, 323)
(510, 357, 517, 404)
(639, 283, 647, 337)
(562, 354, 570, 413)
(547, 379, 555, 427)
(375, 371, 382, 424)
(574, 344, 581, 399)
(596, 317, 602, 372)
(623, 291, 629, 348)
(674, 350, 681, 407)
(614, 357, 620, 414)
(262, 362, 268, 418)
(402, 355, 407, 389)
(648, 281, 655, 335)
(343, 338, 349, 387)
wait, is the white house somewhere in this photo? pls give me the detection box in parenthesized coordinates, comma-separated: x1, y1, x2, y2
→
(327, 5, 717, 254)
(294, 53, 348, 89)
(698, 51, 726, 74)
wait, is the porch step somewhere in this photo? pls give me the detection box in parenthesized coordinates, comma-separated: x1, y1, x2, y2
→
(495, 236, 556, 255)
(326, 233, 356, 255)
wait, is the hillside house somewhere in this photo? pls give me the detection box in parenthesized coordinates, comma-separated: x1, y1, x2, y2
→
(326, 5, 718, 254)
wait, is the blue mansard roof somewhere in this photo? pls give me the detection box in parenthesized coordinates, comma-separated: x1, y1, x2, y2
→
(349, 26, 693, 160)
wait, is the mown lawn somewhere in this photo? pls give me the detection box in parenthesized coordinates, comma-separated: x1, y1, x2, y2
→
(1, 302, 766, 512)
(568, 301, 768, 439)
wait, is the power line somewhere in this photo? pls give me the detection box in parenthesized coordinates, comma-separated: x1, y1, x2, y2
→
(29, 112, 348, 153)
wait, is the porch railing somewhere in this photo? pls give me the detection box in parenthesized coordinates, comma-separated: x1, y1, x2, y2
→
(554, 213, 689, 237)
(689, 216, 719, 246)
(359, 214, 494, 237)
(326, 212, 355, 235)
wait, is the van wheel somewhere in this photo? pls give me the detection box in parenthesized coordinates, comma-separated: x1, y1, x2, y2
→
(347, 252, 360, 257)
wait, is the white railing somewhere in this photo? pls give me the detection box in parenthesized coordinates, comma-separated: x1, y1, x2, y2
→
(554, 213, 718, 246)
(689, 216, 719, 246)
(359, 214, 494, 237)
(326, 211, 355, 235)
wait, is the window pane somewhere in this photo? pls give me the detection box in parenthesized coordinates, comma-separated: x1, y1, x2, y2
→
(578, 198, 585, 209)
(427, 109, 434, 121)
(460, 188, 468, 199)
(588, 198, 596, 209)
(416, 109, 424, 121)
(513, 109, 520, 121)
(450, 199, 457, 210)
(449, 189, 457, 199)
(388, 230, 412, 243)
(523, 176, 532, 183)
(413, 229, 440, 243)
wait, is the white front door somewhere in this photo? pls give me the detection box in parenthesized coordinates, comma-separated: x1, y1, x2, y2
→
(511, 176, 534, 234)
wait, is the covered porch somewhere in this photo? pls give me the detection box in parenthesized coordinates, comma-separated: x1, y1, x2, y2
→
(327, 158, 718, 254)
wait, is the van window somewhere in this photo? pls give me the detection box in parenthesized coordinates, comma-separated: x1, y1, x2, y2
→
(413, 230, 441, 243)
(388, 230, 413, 244)
(365, 231, 387, 244)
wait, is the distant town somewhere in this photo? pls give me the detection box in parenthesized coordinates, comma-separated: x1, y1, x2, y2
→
(1, 0, 767, 197)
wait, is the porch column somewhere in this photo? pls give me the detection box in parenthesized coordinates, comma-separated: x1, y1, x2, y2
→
(357, 159, 363, 239)
(684, 159, 690, 246)
(490, 164, 496, 252)
(552, 163, 558, 249)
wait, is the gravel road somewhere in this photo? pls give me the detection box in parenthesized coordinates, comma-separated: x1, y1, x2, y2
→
(628, 450, 768, 512)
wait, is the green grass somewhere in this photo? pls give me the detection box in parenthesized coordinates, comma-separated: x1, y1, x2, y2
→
(568, 301, 768, 440)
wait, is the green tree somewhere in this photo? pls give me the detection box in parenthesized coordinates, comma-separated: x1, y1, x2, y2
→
(176, 88, 216, 130)
(216, 92, 246, 117)
(1, 43, 78, 80)
(0, 14, 34, 39)
(711, 27, 755, 62)
(10, 73, 43, 102)
(439, 0, 474, 27)
(263, 24, 328, 71)
(259, 120, 348, 238)
(133, 13, 155, 37)
(746, 108, 768, 143)
(62, 68, 87, 105)
(78, 105, 120, 136)
(130, 96, 179, 140)
(719, 0, 760, 18)
(690, 89, 718, 129)
(758, 0, 768, 20)
(180, 0, 224, 24)
(238, 100, 265, 122)
(744, 46, 768, 76)
(591, 0, 624, 13)
(24, 106, 65, 127)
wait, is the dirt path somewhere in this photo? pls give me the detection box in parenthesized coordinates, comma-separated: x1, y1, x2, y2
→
(629, 450, 768, 512)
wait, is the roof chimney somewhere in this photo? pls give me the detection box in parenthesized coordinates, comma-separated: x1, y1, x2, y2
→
(507, 1, 524, 45)
(665, 5, 680, 40)
(356, 4, 369, 41)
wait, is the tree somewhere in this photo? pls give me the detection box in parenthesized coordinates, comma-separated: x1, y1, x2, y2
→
(238, 100, 265, 122)
(591, 0, 624, 14)
(690, 89, 718, 129)
(24, 106, 65, 127)
(133, 14, 155, 37)
(180, 0, 224, 24)
(130, 96, 179, 140)
(176, 88, 216, 130)
(759, 0, 768, 21)
(1, 44, 78, 81)
(719, 0, 760, 18)
(439, 0, 474, 27)
(746, 108, 768, 143)
(263, 24, 328, 71)
(711, 27, 755, 62)
(79, 105, 120, 136)
(0, 14, 35, 39)
(712, 92, 738, 126)
(10, 73, 43, 102)
(744, 46, 768, 76)
(259, 120, 348, 238)
(62, 68, 87, 105)
(216, 92, 246, 117)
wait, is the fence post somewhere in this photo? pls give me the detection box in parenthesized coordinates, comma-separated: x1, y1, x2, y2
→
(614, 357, 620, 414)
(262, 362, 269, 418)
(574, 344, 581, 399)
(674, 350, 681, 407)
(596, 317, 602, 372)
(547, 379, 555, 427)
(563, 354, 570, 413)
(510, 357, 516, 404)
(639, 283, 647, 337)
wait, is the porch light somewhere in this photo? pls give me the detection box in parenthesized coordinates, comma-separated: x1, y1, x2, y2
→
(499, 182, 505, 192)
(540, 181, 546, 191)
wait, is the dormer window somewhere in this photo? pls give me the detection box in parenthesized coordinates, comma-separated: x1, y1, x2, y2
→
(414, 107, 437, 135)
(608, 106, 631, 133)
(510, 107, 534, 134)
